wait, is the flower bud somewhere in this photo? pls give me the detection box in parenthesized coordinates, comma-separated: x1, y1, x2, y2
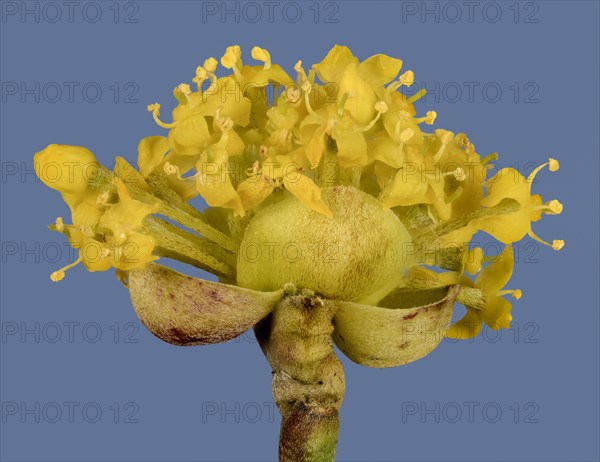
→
(34, 144, 99, 195)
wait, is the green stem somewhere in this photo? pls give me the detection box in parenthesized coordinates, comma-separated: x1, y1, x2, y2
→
(254, 289, 345, 462)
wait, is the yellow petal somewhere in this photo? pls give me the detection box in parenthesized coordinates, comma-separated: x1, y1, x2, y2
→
(195, 161, 245, 216)
(138, 136, 169, 177)
(98, 186, 158, 244)
(305, 125, 327, 168)
(34, 144, 99, 195)
(482, 295, 512, 330)
(237, 177, 275, 210)
(472, 213, 529, 244)
(475, 244, 514, 295)
(199, 77, 251, 127)
(113, 233, 158, 271)
(313, 44, 359, 82)
(483, 168, 530, 208)
(114, 156, 150, 193)
(168, 114, 211, 156)
(283, 174, 332, 217)
(332, 127, 368, 167)
(368, 137, 405, 168)
(445, 308, 483, 339)
(382, 168, 429, 208)
(338, 64, 377, 125)
(358, 54, 403, 87)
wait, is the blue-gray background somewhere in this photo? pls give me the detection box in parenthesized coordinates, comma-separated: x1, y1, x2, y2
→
(1, 1, 599, 461)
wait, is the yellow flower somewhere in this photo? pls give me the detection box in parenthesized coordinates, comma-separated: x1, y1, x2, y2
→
(313, 45, 402, 125)
(472, 159, 564, 250)
(194, 125, 245, 216)
(446, 245, 522, 339)
(237, 150, 332, 217)
(48, 175, 160, 281)
(34, 144, 101, 212)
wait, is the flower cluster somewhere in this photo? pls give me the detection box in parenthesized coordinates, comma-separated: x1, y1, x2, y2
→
(34, 45, 563, 339)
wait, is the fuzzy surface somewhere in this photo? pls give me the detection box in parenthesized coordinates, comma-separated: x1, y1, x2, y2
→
(238, 186, 413, 305)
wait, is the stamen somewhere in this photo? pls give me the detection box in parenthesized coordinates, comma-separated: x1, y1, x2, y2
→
(285, 85, 301, 103)
(204, 57, 218, 73)
(357, 101, 388, 132)
(388, 70, 415, 92)
(415, 111, 437, 125)
(55, 217, 64, 232)
(527, 157, 560, 182)
(80, 226, 94, 237)
(221, 45, 243, 81)
(442, 167, 465, 181)
(337, 92, 350, 117)
(528, 229, 565, 251)
(400, 127, 414, 143)
(177, 83, 192, 101)
(96, 191, 109, 205)
(399, 70, 414, 87)
(533, 199, 563, 215)
(498, 289, 522, 300)
(294, 60, 308, 82)
(163, 161, 179, 176)
(193, 66, 208, 89)
(480, 152, 498, 165)
(50, 254, 83, 282)
(444, 186, 463, 204)
(407, 88, 427, 103)
(147, 103, 177, 129)
(259, 145, 269, 159)
(433, 129, 454, 162)
(302, 81, 319, 118)
(251, 46, 272, 70)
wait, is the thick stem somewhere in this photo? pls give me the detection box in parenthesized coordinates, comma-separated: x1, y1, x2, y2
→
(254, 289, 345, 462)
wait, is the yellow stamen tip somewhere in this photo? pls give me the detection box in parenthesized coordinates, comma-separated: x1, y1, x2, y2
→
(548, 199, 563, 214)
(163, 162, 178, 176)
(399, 70, 414, 86)
(400, 128, 414, 143)
(286, 86, 301, 103)
(96, 191, 109, 205)
(552, 239, 565, 251)
(375, 101, 388, 113)
(549, 158, 560, 172)
(425, 111, 437, 125)
(194, 66, 208, 81)
(221, 45, 241, 69)
(251, 46, 271, 64)
(453, 167, 466, 182)
(147, 103, 160, 114)
(203, 57, 218, 73)
(512, 290, 522, 300)
(435, 128, 454, 144)
(50, 270, 65, 282)
(177, 83, 192, 96)
(55, 217, 64, 232)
